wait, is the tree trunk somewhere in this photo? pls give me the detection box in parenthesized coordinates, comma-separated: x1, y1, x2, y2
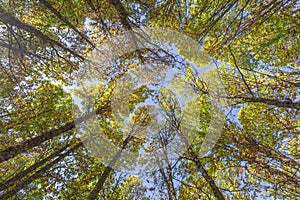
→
(87, 135, 132, 199)
(39, 0, 94, 47)
(0, 6, 84, 60)
(242, 97, 300, 109)
(159, 137, 177, 200)
(188, 147, 225, 200)
(0, 142, 71, 191)
(0, 105, 108, 163)
(0, 121, 75, 163)
(157, 159, 177, 200)
(0, 142, 83, 199)
(108, 0, 132, 30)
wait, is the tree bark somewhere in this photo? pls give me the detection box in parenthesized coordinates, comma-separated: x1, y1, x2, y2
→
(107, 0, 132, 30)
(39, 0, 94, 47)
(0, 6, 84, 60)
(87, 135, 132, 199)
(156, 158, 177, 200)
(0, 105, 109, 163)
(85, 0, 108, 35)
(242, 97, 300, 109)
(157, 136, 177, 200)
(0, 142, 71, 191)
(188, 147, 225, 200)
(0, 121, 75, 163)
(0, 142, 83, 199)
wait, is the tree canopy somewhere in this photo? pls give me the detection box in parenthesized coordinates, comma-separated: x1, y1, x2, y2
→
(0, 0, 299, 199)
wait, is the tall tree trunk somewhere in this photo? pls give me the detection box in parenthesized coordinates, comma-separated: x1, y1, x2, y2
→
(106, 0, 144, 60)
(156, 156, 177, 200)
(0, 142, 71, 191)
(225, 96, 300, 109)
(156, 136, 177, 200)
(87, 135, 132, 199)
(0, 121, 75, 163)
(85, 0, 108, 34)
(164, 157, 177, 200)
(0, 6, 84, 60)
(107, 0, 132, 30)
(0, 142, 83, 199)
(0, 105, 109, 163)
(242, 97, 300, 109)
(188, 147, 225, 200)
(39, 0, 94, 47)
(88, 165, 113, 200)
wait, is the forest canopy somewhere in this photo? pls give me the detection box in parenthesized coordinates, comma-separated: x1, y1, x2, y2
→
(0, 0, 299, 199)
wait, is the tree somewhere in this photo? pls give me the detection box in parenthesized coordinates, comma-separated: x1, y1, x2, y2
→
(0, 0, 299, 199)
